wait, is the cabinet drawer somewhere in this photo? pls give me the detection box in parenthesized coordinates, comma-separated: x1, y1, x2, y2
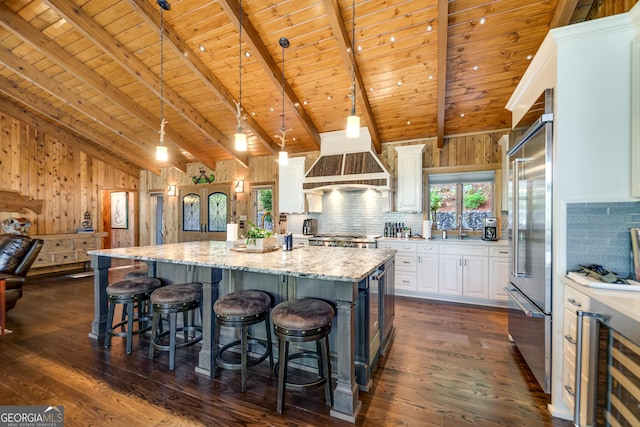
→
(395, 254, 417, 271)
(33, 253, 53, 267)
(377, 241, 417, 253)
(566, 286, 590, 311)
(44, 239, 73, 252)
(439, 245, 488, 257)
(52, 251, 76, 264)
(417, 244, 438, 254)
(489, 247, 510, 257)
(395, 271, 417, 291)
(562, 356, 576, 408)
(74, 238, 99, 251)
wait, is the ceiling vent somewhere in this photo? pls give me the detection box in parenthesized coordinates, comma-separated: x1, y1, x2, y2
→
(303, 128, 392, 194)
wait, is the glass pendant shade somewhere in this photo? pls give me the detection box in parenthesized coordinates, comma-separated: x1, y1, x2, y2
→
(156, 145, 168, 161)
(234, 132, 247, 151)
(346, 115, 360, 138)
(279, 150, 288, 165)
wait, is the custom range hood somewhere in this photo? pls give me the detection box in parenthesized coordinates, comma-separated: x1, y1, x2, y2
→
(303, 128, 392, 194)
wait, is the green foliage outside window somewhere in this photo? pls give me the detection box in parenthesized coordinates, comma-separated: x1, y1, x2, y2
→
(259, 190, 272, 212)
(463, 187, 487, 210)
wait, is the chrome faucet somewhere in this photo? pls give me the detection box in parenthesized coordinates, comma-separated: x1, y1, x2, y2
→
(457, 215, 467, 239)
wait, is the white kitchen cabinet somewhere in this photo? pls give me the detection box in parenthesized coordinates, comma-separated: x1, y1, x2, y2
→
(378, 241, 417, 293)
(394, 144, 425, 213)
(562, 285, 592, 426)
(438, 244, 488, 298)
(278, 157, 306, 213)
(488, 246, 510, 301)
(632, 32, 640, 197)
(417, 243, 438, 293)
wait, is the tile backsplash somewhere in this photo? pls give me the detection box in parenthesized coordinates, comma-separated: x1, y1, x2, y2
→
(287, 190, 423, 237)
(566, 202, 640, 279)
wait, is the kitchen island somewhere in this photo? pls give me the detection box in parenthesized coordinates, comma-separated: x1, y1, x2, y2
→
(88, 241, 395, 423)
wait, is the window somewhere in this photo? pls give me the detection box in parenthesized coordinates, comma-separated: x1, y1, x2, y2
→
(428, 171, 494, 231)
(252, 185, 273, 231)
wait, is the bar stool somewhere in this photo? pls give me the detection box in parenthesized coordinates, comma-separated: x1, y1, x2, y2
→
(104, 277, 163, 354)
(149, 283, 203, 371)
(271, 298, 334, 414)
(211, 290, 273, 391)
(123, 269, 148, 279)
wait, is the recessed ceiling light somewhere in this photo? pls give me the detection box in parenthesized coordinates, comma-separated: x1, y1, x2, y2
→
(294, 102, 300, 107)
(327, 95, 332, 100)
(358, 45, 362, 51)
(397, 80, 403, 86)
(473, 65, 479, 71)
(460, 113, 465, 117)
(479, 17, 486, 25)
(369, 87, 374, 92)
(526, 54, 533, 60)
(270, 107, 274, 112)
(406, 120, 411, 125)
(198, 45, 206, 52)
(427, 25, 433, 32)
(244, 51, 251, 57)
(390, 36, 395, 43)
(428, 75, 433, 80)
(251, 112, 256, 116)
(303, 100, 308, 105)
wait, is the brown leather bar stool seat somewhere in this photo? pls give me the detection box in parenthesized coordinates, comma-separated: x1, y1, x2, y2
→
(123, 269, 148, 279)
(149, 283, 203, 371)
(104, 277, 163, 354)
(211, 290, 273, 391)
(270, 298, 334, 414)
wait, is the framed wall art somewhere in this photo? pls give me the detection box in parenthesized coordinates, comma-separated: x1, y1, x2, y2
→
(110, 191, 128, 229)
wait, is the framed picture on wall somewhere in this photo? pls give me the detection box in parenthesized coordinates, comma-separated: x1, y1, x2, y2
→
(110, 191, 128, 229)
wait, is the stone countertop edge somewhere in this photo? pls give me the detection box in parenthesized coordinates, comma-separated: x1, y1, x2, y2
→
(88, 241, 395, 283)
(562, 275, 640, 324)
(376, 237, 509, 244)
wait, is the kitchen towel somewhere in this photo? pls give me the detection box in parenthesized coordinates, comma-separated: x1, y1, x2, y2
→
(423, 220, 432, 239)
(226, 223, 239, 242)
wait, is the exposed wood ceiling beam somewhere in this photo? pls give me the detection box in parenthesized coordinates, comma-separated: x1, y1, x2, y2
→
(551, 0, 581, 28)
(218, 0, 321, 150)
(41, 0, 243, 169)
(436, 0, 449, 149)
(322, 0, 381, 153)
(0, 46, 173, 174)
(0, 77, 157, 175)
(128, 0, 281, 156)
(0, 96, 141, 177)
(0, 3, 184, 173)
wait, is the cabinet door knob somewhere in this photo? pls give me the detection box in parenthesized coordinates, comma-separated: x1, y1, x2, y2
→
(564, 334, 576, 345)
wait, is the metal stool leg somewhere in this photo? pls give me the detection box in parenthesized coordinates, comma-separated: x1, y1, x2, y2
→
(169, 311, 177, 371)
(104, 297, 115, 349)
(322, 335, 333, 406)
(126, 298, 135, 354)
(241, 325, 248, 391)
(277, 339, 288, 414)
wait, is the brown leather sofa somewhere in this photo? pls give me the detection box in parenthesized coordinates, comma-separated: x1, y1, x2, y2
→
(0, 234, 44, 312)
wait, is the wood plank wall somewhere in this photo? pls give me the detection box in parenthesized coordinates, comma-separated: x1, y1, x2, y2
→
(0, 112, 138, 244)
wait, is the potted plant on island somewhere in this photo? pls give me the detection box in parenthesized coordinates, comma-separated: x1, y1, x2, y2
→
(245, 221, 277, 251)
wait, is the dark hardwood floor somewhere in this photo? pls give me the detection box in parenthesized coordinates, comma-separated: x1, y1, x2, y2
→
(0, 265, 573, 426)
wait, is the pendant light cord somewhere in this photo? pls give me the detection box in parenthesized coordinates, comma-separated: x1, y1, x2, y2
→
(237, 0, 243, 131)
(351, 0, 356, 116)
(160, 7, 164, 129)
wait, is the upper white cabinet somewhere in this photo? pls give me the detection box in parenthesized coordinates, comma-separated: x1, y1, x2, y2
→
(278, 157, 307, 213)
(395, 144, 425, 212)
(632, 31, 640, 197)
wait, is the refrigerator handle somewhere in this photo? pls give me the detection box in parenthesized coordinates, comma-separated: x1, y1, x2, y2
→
(511, 158, 526, 277)
(504, 287, 544, 318)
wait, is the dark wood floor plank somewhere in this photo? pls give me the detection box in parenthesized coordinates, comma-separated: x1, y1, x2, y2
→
(0, 269, 572, 426)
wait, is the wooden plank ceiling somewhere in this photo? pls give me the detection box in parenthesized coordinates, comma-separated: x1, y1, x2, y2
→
(0, 0, 623, 174)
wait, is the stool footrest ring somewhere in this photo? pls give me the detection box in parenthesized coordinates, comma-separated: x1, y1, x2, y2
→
(216, 337, 271, 370)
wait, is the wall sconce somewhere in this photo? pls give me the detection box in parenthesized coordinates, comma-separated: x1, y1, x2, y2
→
(234, 180, 244, 193)
(167, 184, 176, 196)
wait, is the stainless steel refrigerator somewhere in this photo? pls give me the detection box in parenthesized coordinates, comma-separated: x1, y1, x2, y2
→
(505, 109, 553, 394)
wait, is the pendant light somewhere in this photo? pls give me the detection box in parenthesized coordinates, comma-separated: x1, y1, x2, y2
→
(346, 0, 360, 139)
(276, 37, 290, 165)
(155, 0, 170, 162)
(234, 0, 247, 151)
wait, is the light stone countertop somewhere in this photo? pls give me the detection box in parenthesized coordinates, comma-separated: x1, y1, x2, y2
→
(89, 241, 395, 282)
(376, 237, 509, 245)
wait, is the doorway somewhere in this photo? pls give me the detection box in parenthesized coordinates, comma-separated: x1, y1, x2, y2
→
(178, 184, 231, 242)
(150, 193, 164, 245)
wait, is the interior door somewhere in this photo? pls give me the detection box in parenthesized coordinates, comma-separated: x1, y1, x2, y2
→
(179, 184, 231, 242)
